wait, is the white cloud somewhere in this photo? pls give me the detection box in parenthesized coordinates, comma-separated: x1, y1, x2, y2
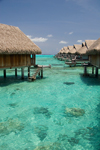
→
(27, 35, 48, 42)
(47, 34, 53, 37)
(59, 41, 68, 44)
(69, 32, 73, 35)
(77, 40, 83, 43)
(31, 37, 48, 42)
(27, 35, 32, 39)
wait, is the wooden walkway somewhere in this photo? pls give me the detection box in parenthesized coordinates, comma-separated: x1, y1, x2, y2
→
(28, 65, 51, 81)
(28, 67, 43, 81)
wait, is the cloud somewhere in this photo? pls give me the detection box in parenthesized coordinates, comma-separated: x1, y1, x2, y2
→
(59, 41, 68, 44)
(27, 35, 48, 42)
(27, 35, 32, 39)
(69, 32, 73, 35)
(77, 40, 83, 43)
(47, 34, 53, 37)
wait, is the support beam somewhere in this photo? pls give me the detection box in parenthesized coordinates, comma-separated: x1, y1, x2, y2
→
(28, 67, 30, 77)
(15, 68, 17, 76)
(21, 68, 24, 79)
(92, 66, 94, 74)
(3, 69, 6, 78)
(95, 67, 98, 77)
(41, 67, 43, 78)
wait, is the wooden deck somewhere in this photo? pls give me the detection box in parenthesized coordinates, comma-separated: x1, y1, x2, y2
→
(65, 60, 90, 67)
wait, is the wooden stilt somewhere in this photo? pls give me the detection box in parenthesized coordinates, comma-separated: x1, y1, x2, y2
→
(95, 67, 98, 77)
(28, 67, 30, 77)
(21, 68, 24, 79)
(41, 67, 43, 78)
(83, 66, 87, 76)
(4, 69, 6, 78)
(38, 72, 40, 76)
(92, 66, 94, 74)
(15, 68, 17, 76)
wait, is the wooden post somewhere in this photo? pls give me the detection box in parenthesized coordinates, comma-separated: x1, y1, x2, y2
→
(41, 67, 43, 78)
(15, 68, 17, 76)
(4, 69, 6, 78)
(28, 67, 30, 77)
(84, 66, 87, 76)
(92, 66, 94, 74)
(38, 72, 40, 76)
(95, 67, 98, 77)
(21, 68, 24, 79)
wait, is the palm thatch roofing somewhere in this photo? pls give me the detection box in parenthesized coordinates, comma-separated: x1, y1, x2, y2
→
(76, 40, 96, 55)
(85, 40, 96, 49)
(68, 46, 73, 50)
(68, 47, 76, 54)
(73, 44, 82, 50)
(76, 46, 87, 55)
(0, 23, 42, 54)
(86, 38, 100, 55)
(63, 47, 69, 53)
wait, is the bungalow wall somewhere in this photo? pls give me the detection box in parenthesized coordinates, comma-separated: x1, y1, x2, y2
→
(0, 54, 36, 69)
(90, 55, 100, 68)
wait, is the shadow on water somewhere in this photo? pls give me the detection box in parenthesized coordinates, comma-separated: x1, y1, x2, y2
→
(0, 75, 47, 87)
(80, 73, 100, 86)
(0, 75, 27, 87)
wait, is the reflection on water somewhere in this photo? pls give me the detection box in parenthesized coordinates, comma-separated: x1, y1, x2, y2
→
(0, 55, 100, 149)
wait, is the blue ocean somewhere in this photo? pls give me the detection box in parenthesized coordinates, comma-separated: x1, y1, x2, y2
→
(0, 55, 100, 150)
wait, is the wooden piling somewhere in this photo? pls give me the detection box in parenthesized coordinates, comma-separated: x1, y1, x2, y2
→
(28, 67, 30, 77)
(41, 67, 43, 78)
(21, 68, 24, 79)
(95, 67, 98, 77)
(15, 68, 17, 76)
(84, 66, 87, 76)
(4, 69, 6, 78)
(92, 66, 94, 74)
(38, 72, 40, 76)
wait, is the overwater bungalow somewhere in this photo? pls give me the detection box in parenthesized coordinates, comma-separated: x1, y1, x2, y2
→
(0, 23, 42, 79)
(66, 40, 96, 67)
(76, 40, 96, 60)
(85, 38, 100, 77)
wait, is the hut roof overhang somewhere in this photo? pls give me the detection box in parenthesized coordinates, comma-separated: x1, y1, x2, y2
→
(0, 23, 42, 54)
(86, 38, 100, 55)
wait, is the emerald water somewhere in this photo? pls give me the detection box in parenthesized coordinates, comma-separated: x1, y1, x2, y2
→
(0, 55, 100, 150)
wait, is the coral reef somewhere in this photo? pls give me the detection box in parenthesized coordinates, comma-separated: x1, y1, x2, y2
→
(34, 125, 48, 141)
(65, 107, 85, 117)
(33, 107, 52, 118)
(0, 118, 24, 136)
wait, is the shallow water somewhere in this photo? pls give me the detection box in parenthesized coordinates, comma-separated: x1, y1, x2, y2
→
(0, 55, 100, 150)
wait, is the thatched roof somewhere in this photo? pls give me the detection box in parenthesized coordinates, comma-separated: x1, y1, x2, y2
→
(85, 40, 96, 49)
(73, 44, 81, 50)
(76, 46, 87, 55)
(63, 47, 69, 53)
(67, 46, 73, 50)
(68, 47, 76, 54)
(86, 38, 100, 55)
(0, 23, 41, 54)
(77, 40, 96, 55)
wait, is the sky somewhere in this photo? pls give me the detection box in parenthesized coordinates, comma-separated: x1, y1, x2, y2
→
(0, 0, 100, 54)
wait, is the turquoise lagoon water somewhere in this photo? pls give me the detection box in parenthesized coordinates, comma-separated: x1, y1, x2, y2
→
(0, 55, 100, 150)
